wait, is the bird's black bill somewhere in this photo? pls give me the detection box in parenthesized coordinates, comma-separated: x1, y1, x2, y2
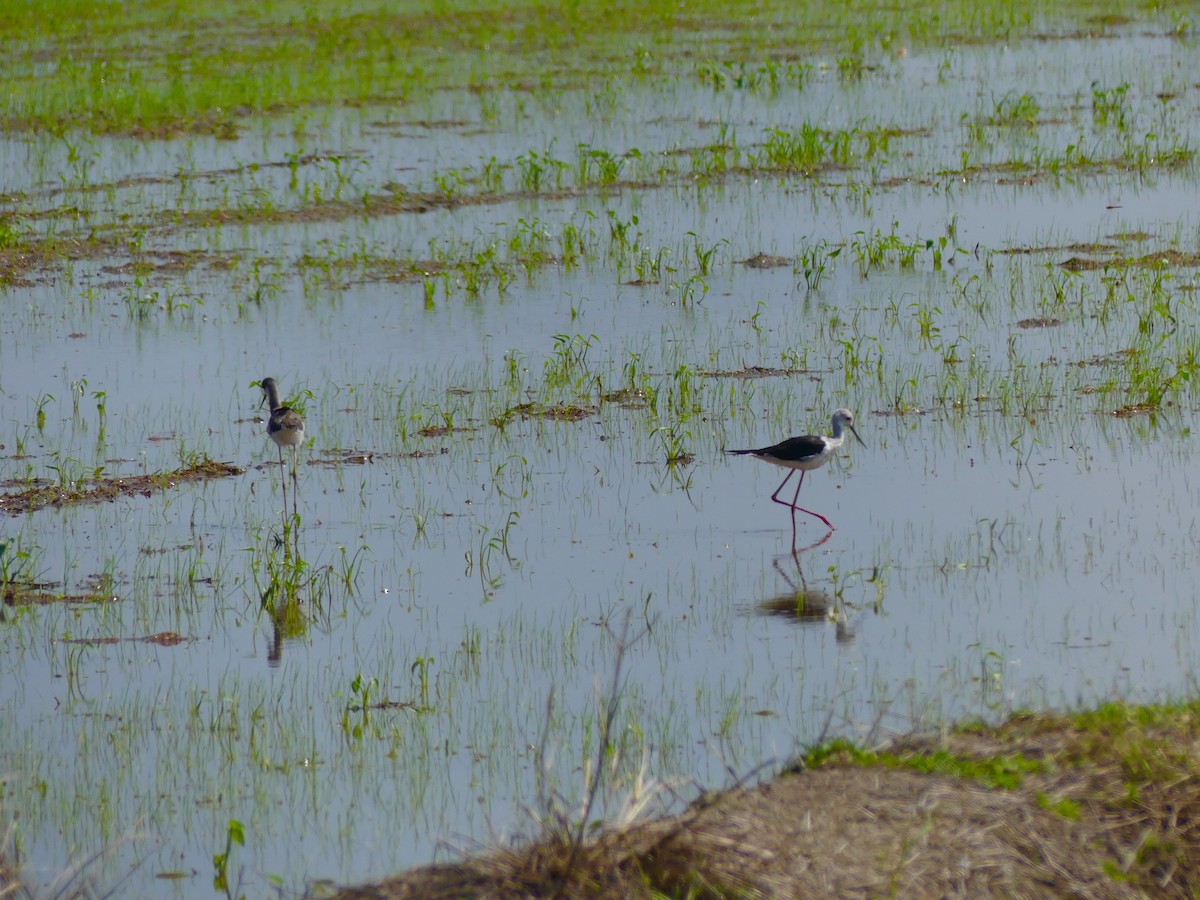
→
(849, 424, 866, 447)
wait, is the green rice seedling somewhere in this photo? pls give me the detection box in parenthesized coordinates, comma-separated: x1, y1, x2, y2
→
(491, 456, 531, 501)
(62, 134, 96, 188)
(695, 58, 811, 92)
(1091, 81, 1130, 130)
(211, 818, 245, 897)
(517, 148, 570, 192)
(543, 333, 599, 394)
(32, 393, 52, 431)
(0, 215, 25, 251)
(508, 217, 554, 280)
(68, 377, 87, 419)
(45, 452, 87, 489)
(343, 673, 379, 738)
(688, 233, 726, 276)
(411, 657, 434, 711)
(911, 298, 942, 345)
(986, 92, 1040, 126)
(836, 53, 867, 80)
(337, 544, 368, 592)
(633, 246, 670, 283)
(796, 238, 841, 289)
(849, 226, 932, 275)
(760, 124, 829, 172)
(577, 144, 628, 186)
(0, 539, 37, 596)
(558, 212, 599, 268)
(123, 279, 160, 321)
(664, 364, 699, 420)
(470, 512, 521, 597)
(1122, 133, 1193, 172)
(478, 156, 505, 193)
(1167, 8, 1193, 33)
(607, 210, 640, 258)
(674, 274, 708, 307)
(654, 424, 694, 467)
(321, 153, 361, 200)
(433, 168, 466, 201)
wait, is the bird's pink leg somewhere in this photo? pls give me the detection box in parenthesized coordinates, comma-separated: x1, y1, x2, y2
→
(794, 504, 834, 530)
(769, 470, 802, 507)
(776, 469, 834, 530)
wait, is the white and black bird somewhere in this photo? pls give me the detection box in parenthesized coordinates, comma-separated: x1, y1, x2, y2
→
(260, 377, 305, 516)
(726, 408, 864, 534)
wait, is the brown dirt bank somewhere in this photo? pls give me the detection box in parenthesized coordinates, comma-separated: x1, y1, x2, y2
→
(334, 703, 1200, 898)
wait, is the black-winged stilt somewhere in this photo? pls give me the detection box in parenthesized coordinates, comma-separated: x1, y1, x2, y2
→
(726, 408, 864, 535)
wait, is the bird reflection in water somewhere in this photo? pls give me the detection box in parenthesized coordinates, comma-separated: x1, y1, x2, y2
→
(752, 557, 854, 644)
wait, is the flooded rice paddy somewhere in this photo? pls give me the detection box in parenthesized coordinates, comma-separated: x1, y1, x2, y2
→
(4, 3, 1200, 895)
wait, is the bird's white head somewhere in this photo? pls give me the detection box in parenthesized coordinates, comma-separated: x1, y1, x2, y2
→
(831, 408, 865, 447)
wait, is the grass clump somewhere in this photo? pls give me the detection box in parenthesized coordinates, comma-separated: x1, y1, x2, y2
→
(331, 701, 1200, 898)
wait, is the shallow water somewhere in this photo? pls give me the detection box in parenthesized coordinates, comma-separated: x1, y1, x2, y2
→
(4, 17, 1200, 896)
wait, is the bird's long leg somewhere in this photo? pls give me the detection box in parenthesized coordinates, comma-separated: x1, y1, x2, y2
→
(277, 446, 288, 523)
(790, 472, 804, 541)
(777, 468, 834, 530)
(793, 504, 834, 530)
(290, 445, 300, 521)
(769, 470, 800, 507)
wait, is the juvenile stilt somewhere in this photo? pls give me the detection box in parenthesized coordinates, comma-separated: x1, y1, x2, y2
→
(260, 377, 305, 520)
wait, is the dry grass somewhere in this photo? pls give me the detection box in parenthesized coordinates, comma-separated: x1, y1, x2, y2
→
(0, 821, 34, 900)
(332, 703, 1200, 898)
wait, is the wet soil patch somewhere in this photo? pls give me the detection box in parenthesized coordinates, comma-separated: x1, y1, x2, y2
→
(1059, 248, 1200, 271)
(600, 388, 651, 409)
(417, 424, 479, 438)
(701, 365, 815, 379)
(491, 403, 596, 426)
(57, 631, 196, 646)
(998, 241, 1119, 257)
(738, 253, 791, 268)
(309, 449, 378, 467)
(1112, 403, 1162, 418)
(0, 459, 243, 515)
(2, 587, 116, 607)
